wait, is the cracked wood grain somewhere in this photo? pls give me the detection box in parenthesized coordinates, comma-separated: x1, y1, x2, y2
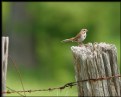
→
(71, 42, 120, 96)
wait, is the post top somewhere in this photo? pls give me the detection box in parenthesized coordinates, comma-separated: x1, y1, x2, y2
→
(71, 42, 117, 60)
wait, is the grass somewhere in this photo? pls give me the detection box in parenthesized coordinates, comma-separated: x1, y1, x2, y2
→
(6, 72, 78, 96)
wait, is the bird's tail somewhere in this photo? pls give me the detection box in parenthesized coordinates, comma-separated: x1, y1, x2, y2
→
(61, 38, 74, 43)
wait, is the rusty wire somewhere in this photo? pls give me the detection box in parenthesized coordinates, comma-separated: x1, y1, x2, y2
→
(2, 75, 121, 94)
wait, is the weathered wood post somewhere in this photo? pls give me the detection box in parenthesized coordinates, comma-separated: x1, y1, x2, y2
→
(71, 42, 121, 96)
(2, 37, 9, 96)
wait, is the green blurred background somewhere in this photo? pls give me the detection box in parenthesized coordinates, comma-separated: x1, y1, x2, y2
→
(2, 2, 120, 96)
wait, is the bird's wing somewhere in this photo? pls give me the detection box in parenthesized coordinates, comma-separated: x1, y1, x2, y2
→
(73, 33, 81, 41)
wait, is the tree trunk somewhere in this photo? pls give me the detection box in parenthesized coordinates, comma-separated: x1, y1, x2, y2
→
(71, 42, 121, 96)
(3, 2, 37, 67)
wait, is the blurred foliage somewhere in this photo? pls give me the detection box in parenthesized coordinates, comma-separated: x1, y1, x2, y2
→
(2, 2, 120, 96)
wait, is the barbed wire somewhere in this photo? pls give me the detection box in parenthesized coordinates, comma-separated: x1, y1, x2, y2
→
(6, 86, 25, 96)
(2, 75, 121, 95)
(2, 47, 121, 96)
(8, 55, 26, 96)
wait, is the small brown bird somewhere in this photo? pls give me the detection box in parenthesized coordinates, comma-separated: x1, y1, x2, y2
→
(61, 29, 88, 45)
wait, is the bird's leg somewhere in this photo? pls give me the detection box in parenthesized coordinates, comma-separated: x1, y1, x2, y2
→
(78, 42, 80, 45)
(78, 42, 83, 47)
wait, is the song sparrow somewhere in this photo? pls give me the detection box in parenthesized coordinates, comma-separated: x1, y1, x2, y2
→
(61, 29, 88, 45)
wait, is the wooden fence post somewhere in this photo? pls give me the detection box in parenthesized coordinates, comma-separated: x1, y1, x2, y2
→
(2, 37, 9, 96)
(71, 42, 121, 96)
